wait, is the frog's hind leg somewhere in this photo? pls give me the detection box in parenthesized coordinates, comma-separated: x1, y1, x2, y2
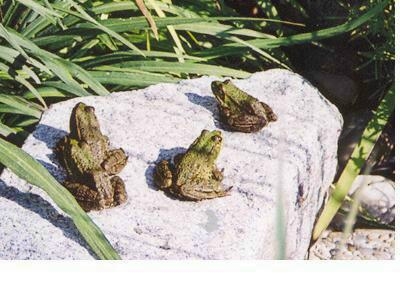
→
(102, 148, 128, 175)
(261, 102, 277, 122)
(177, 180, 231, 201)
(226, 114, 267, 133)
(64, 181, 106, 212)
(110, 176, 127, 206)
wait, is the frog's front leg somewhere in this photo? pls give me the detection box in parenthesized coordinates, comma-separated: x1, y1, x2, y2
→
(154, 160, 174, 189)
(212, 166, 224, 182)
(176, 180, 231, 201)
(102, 148, 128, 175)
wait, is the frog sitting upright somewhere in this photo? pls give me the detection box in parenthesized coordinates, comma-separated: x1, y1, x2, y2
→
(211, 79, 277, 133)
(153, 129, 231, 201)
(55, 102, 128, 212)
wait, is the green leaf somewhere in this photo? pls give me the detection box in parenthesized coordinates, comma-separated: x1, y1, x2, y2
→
(2, 27, 109, 96)
(0, 121, 17, 136)
(312, 83, 395, 240)
(0, 137, 121, 260)
(16, 0, 62, 23)
(0, 94, 43, 118)
(57, 0, 145, 57)
(89, 70, 179, 87)
(96, 61, 250, 77)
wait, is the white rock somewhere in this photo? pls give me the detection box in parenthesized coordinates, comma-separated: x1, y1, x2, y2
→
(309, 229, 395, 260)
(0, 69, 342, 259)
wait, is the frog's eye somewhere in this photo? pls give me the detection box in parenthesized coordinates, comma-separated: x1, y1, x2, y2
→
(223, 79, 231, 85)
(84, 106, 95, 113)
(211, 135, 222, 142)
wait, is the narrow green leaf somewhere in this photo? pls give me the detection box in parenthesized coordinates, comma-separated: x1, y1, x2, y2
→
(16, 0, 62, 22)
(135, 0, 159, 40)
(173, 22, 275, 39)
(89, 70, 179, 87)
(0, 94, 43, 118)
(0, 62, 46, 108)
(23, 86, 71, 99)
(0, 24, 50, 75)
(3, 28, 109, 96)
(0, 138, 121, 260)
(0, 121, 17, 136)
(59, 0, 145, 56)
(79, 51, 204, 69)
(96, 61, 250, 77)
(312, 84, 395, 240)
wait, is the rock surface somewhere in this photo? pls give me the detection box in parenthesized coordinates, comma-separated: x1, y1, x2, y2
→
(0, 69, 342, 259)
(309, 229, 395, 260)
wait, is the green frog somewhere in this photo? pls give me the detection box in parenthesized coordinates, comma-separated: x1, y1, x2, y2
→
(154, 129, 231, 201)
(211, 79, 277, 133)
(56, 102, 128, 211)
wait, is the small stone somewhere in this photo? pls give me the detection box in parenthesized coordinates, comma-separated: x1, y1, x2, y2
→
(309, 229, 394, 260)
(349, 175, 395, 225)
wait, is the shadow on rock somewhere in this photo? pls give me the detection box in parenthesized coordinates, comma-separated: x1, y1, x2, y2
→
(144, 147, 186, 192)
(0, 179, 96, 259)
(185, 92, 229, 131)
(31, 124, 68, 179)
(32, 124, 68, 149)
(37, 159, 65, 181)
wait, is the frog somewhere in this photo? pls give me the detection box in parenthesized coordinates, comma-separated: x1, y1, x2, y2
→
(211, 79, 277, 133)
(55, 102, 128, 211)
(153, 129, 231, 201)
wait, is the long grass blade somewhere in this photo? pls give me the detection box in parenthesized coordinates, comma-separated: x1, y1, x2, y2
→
(59, 0, 145, 57)
(0, 121, 18, 136)
(0, 94, 43, 118)
(95, 61, 250, 77)
(135, 0, 159, 40)
(16, 0, 62, 23)
(147, 0, 185, 62)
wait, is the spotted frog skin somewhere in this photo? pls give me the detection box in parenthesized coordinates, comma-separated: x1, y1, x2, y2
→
(55, 102, 128, 211)
(211, 79, 277, 132)
(154, 129, 231, 201)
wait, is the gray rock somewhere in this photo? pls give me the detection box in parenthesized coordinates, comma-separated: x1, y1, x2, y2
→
(309, 229, 395, 260)
(0, 69, 342, 259)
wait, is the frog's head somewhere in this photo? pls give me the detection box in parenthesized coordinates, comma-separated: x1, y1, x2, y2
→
(70, 102, 101, 140)
(211, 79, 244, 110)
(191, 129, 223, 160)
